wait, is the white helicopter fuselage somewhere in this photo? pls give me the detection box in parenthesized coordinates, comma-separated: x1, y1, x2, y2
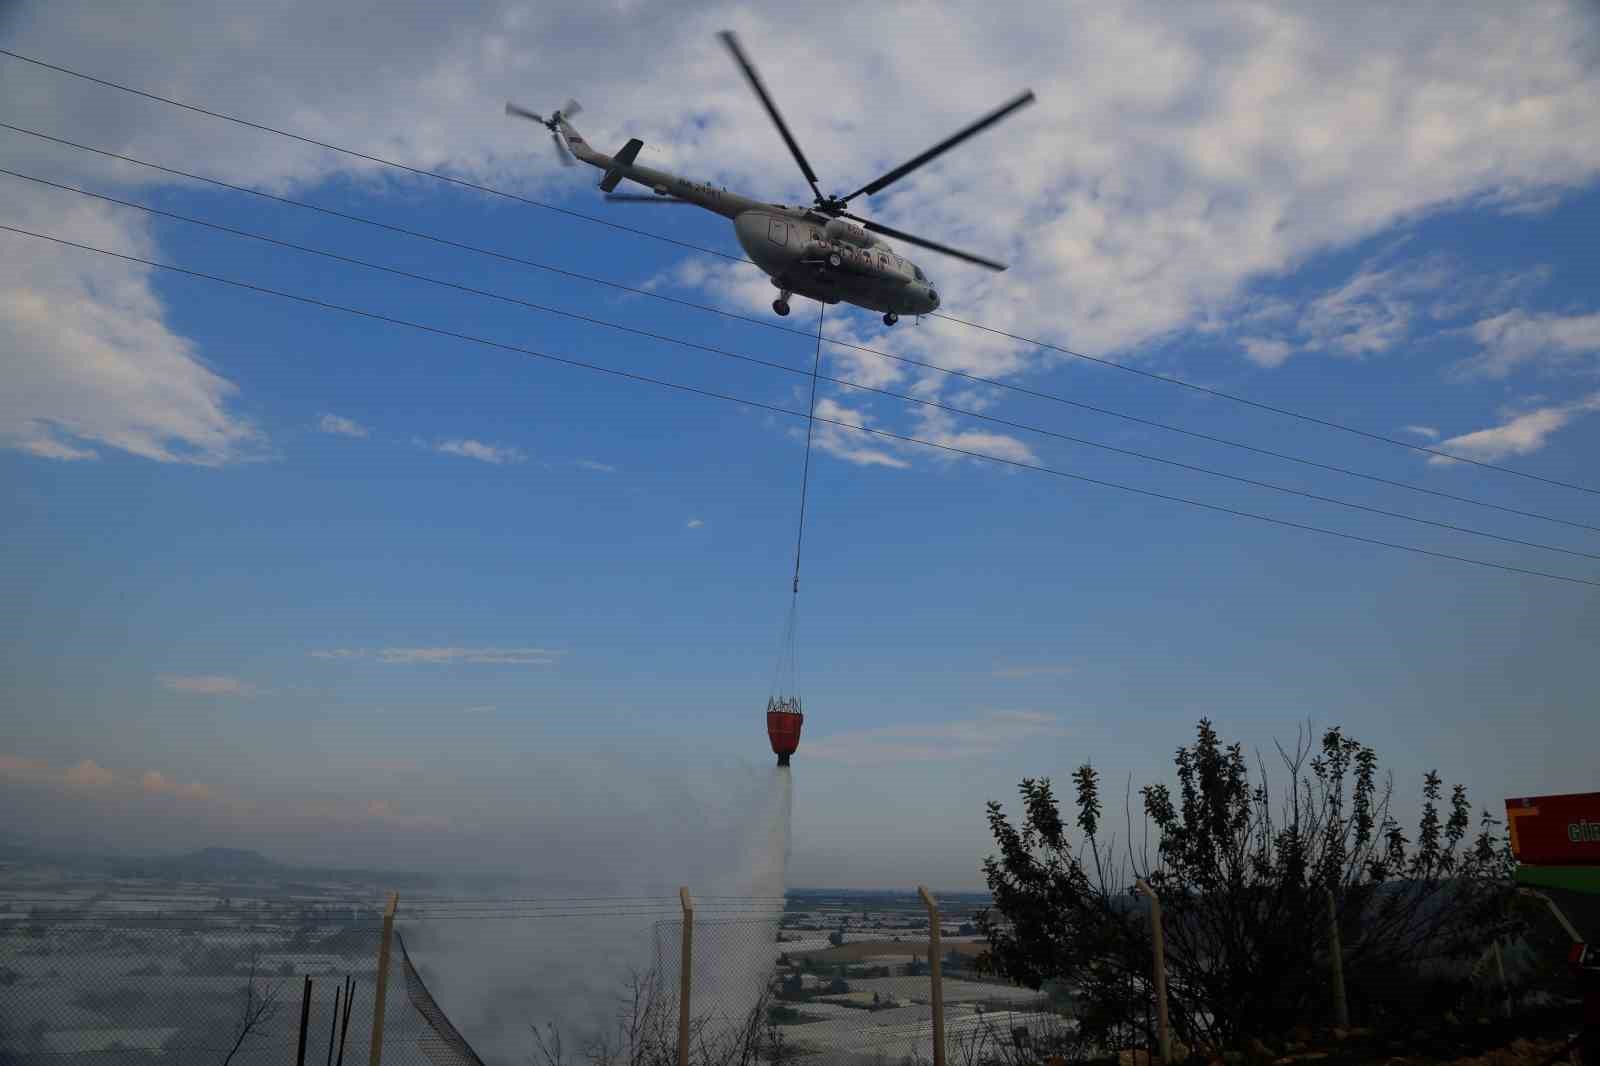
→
(558, 117, 941, 318)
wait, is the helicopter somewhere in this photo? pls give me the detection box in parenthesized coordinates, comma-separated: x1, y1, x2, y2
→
(507, 31, 1034, 325)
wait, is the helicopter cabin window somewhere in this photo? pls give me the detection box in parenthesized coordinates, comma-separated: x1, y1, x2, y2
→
(913, 265, 925, 281)
(878, 255, 891, 271)
(767, 219, 789, 246)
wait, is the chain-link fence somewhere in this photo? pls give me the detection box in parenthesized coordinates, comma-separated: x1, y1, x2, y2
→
(0, 911, 476, 1066)
(648, 902, 1070, 1066)
(3, 889, 1594, 1066)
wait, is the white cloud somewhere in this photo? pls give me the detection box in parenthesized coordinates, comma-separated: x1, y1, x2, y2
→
(1294, 258, 1455, 357)
(809, 397, 912, 468)
(462, 705, 496, 714)
(63, 759, 116, 789)
(805, 710, 1066, 766)
(1, 197, 267, 465)
(1401, 425, 1441, 440)
(1240, 337, 1294, 368)
(435, 439, 527, 464)
(160, 674, 262, 697)
(1456, 310, 1600, 379)
(376, 646, 564, 665)
(577, 458, 617, 473)
(310, 646, 565, 663)
(364, 800, 451, 832)
(992, 664, 1075, 679)
(0, 755, 54, 784)
(8, 1, 1600, 474)
(1429, 393, 1600, 465)
(909, 402, 1039, 467)
(317, 413, 370, 438)
(685, 518, 705, 529)
(141, 770, 212, 800)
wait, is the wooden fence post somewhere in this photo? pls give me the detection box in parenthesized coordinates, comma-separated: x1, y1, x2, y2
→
(678, 887, 693, 1066)
(1492, 940, 1511, 1019)
(1135, 880, 1171, 1064)
(1324, 887, 1349, 1029)
(918, 886, 946, 1066)
(368, 893, 399, 1066)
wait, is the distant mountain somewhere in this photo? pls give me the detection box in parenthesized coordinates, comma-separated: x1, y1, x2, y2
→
(105, 846, 283, 881)
(178, 847, 278, 871)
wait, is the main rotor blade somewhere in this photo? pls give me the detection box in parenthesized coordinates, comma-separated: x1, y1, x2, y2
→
(562, 99, 583, 119)
(841, 90, 1036, 203)
(505, 102, 547, 125)
(604, 193, 693, 203)
(717, 30, 824, 202)
(551, 133, 575, 166)
(843, 212, 1007, 272)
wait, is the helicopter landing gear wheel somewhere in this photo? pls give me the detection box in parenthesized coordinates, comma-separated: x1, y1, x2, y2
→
(883, 312, 899, 326)
(827, 253, 842, 268)
(773, 297, 791, 317)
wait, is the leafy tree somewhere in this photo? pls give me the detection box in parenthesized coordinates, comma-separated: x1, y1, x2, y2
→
(974, 719, 1515, 1054)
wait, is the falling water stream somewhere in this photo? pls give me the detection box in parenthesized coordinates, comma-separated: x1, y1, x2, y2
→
(400, 764, 794, 1066)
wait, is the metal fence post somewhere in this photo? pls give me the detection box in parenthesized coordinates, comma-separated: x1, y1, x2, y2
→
(337, 976, 355, 1066)
(918, 886, 946, 1066)
(297, 975, 314, 1066)
(1324, 887, 1349, 1029)
(1135, 880, 1171, 1064)
(369, 893, 399, 1066)
(327, 981, 342, 1066)
(678, 887, 694, 1066)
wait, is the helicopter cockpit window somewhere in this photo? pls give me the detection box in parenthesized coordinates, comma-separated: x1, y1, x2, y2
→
(913, 265, 925, 281)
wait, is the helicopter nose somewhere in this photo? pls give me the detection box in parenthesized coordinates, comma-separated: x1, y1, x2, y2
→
(928, 289, 939, 309)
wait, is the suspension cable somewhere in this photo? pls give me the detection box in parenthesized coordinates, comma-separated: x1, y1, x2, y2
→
(793, 305, 826, 598)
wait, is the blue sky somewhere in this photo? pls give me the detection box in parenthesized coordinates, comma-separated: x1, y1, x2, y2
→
(2, 0, 1598, 891)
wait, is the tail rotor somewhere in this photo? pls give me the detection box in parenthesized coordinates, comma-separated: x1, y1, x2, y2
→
(505, 99, 583, 168)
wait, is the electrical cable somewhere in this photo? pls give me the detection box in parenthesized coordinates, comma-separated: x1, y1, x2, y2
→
(4, 221, 1596, 589)
(6, 122, 1596, 535)
(0, 50, 742, 264)
(3, 48, 1593, 493)
(7, 166, 1597, 564)
(928, 310, 1600, 494)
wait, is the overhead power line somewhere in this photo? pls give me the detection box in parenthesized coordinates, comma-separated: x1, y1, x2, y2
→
(5, 123, 1596, 538)
(8, 165, 1599, 565)
(4, 221, 1596, 589)
(2, 47, 1594, 495)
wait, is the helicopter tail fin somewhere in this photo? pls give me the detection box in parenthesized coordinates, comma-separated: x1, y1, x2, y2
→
(598, 138, 644, 192)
